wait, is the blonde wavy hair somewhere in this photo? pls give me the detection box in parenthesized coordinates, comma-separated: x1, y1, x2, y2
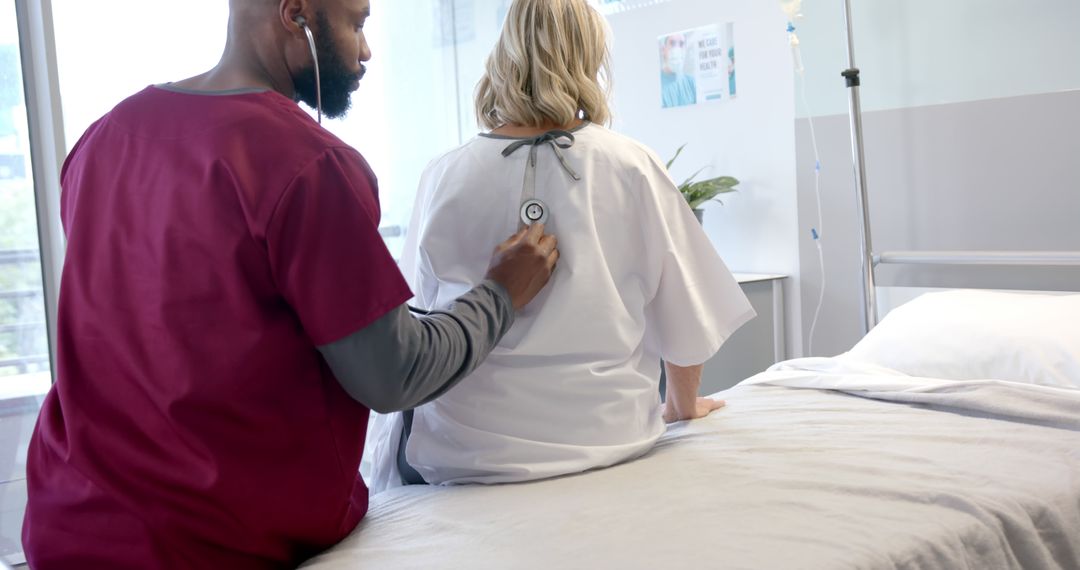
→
(475, 0, 612, 130)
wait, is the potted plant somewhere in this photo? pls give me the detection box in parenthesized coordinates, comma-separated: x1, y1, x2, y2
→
(666, 144, 739, 224)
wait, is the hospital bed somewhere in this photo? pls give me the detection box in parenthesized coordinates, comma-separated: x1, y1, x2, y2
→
(302, 284, 1080, 569)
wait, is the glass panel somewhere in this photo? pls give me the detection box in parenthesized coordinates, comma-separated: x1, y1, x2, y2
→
(52, 0, 230, 149)
(0, 2, 52, 565)
(450, 0, 509, 142)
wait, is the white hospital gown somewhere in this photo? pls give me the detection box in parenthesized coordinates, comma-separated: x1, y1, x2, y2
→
(366, 123, 754, 491)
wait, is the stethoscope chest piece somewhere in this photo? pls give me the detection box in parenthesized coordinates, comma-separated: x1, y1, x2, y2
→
(520, 198, 549, 226)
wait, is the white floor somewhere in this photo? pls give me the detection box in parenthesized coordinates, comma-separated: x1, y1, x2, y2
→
(0, 374, 47, 566)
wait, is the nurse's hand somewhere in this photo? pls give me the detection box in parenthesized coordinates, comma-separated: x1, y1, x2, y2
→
(485, 223, 559, 310)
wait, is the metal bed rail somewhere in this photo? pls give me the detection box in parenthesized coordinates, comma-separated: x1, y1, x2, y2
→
(875, 251, 1080, 267)
(867, 250, 1080, 326)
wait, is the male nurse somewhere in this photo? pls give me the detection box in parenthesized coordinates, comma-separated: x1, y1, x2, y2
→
(22, 0, 559, 567)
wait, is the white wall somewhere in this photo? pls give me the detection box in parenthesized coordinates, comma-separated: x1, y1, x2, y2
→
(793, 0, 1080, 118)
(790, 0, 1080, 356)
(604, 0, 803, 357)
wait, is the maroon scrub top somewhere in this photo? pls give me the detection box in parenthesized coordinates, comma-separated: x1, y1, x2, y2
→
(23, 86, 412, 569)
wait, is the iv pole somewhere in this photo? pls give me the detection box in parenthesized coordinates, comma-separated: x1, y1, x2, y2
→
(840, 0, 877, 334)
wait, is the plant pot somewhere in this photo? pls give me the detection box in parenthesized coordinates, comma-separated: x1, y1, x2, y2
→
(693, 209, 704, 225)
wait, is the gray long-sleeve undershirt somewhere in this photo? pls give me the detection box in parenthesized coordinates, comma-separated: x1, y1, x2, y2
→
(317, 280, 515, 413)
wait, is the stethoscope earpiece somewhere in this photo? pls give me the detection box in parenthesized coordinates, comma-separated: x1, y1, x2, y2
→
(293, 15, 322, 123)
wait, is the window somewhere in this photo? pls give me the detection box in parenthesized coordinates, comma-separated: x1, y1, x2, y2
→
(0, 2, 54, 564)
(0, 28, 49, 394)
(51, 0, 231, 149)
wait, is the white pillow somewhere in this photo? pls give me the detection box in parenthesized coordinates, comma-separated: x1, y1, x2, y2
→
(842, 290, 1080, 389)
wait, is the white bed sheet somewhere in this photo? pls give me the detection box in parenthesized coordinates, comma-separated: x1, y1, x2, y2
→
(303, 359, 1080, 570)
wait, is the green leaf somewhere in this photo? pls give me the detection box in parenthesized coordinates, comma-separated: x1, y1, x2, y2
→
(698, 175, 739, 188)
(683, 179, 739, 209)
(666, 144, 739, 209)
(678, 166, 709, 190)
(665, 143, 687, 171)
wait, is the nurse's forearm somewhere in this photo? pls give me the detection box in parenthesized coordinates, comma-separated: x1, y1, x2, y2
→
(317, 280, 514, 413)
(663, 362, 704, 421)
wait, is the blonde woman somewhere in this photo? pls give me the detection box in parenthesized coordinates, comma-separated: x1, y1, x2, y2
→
(367, 0, 754, 490)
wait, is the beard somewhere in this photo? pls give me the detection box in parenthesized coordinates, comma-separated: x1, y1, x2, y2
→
(293, 10, 365, 120)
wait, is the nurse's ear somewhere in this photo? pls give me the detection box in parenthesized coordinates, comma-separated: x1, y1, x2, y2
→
(278, 0, 310, 37)
(278, 0, 316, 76)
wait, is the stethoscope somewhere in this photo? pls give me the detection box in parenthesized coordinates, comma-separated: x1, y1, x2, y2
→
(294, 16, 323, 124)
(501, 130, 581, 228)
(404, 132, 580, 317)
